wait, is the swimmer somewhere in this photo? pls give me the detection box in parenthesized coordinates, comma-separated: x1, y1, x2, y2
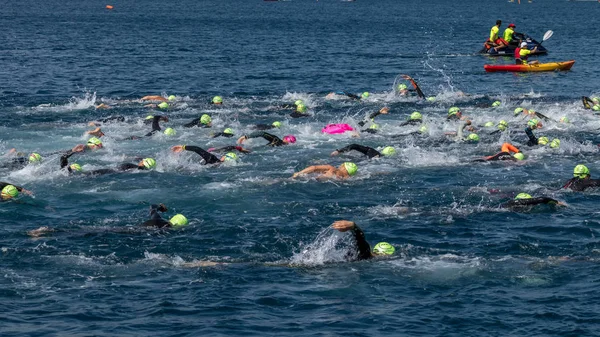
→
(140, 95, 168, 102)
(171, 145, 238, 164)
(211, 128, 235, 138)
(502, 193, 564, 209)
(447, 107, 464, 121)
(562, 164, 600, 191)
(513, 107, 551, 121)
(357, 107, 390, 127)
(252, 121, 282, 130)
(331, 144, 395, 159)
(524, 118, 543, 146)
(95, 103, 110, 110)
(582, 96, 600, 111)
(290, 104, 310, 118)
(88, 115, 126, 127)
(291, 162, 357, 180)
(1, 182, 33, 201)
(399, 111, 422, 127)
(89, 115, 168, 140)
(488, 120, 509, 135)
(141, 204, 189, 228)
(277, 99, 303, 110)
(400, 74, 425, 99)
(237, 132, 296, 147)
(184, 114, 212, 128)
(1, 150, 43, 170)
(326, 91, 370, 101)
(211, 96, 223, 105)
(206, 145, 251, 154)
(331, 220, 395, 261)
(60, 151, 157, 175)
(70, 137, 104, 153)
(473, 143, 524, 162)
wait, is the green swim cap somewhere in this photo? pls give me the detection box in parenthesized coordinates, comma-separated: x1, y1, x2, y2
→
(497, 120, 508, 131)
(593, 105, 600, 112)
(168, 95, 176, 102)
(369, 123, 379, 130)
(157, 102, 169, 109)
(527, 119, 539, 128)
(514, 107, 524, 116)
(466, 133, 479, 142)
(410, 111, 422, 120)
(484, 121, 494, 127)
(361, 92, 370, 99)
(87, 137, 103, 147)
(142, 158, 156, 169)
(515, 193, 532, 200)
(574, 164, 590, 178)
(224, 152, 238, 161)
(200, 114, 212, 125)
(381, 146, 395, 156)
(550, 138, 560, 149)
(145, 115, 154, 120)
(419, 125, 428, 134)
(272, 121, 282, 128)
(513, 153, 525, 161)
(70, 163, 82, 172)
(169, 214, 188, 227)
(426, 96, 436, 102)
(448, 107, 460, 116)
(29, 153, 42, 164)
(397, 83, 408, 91)
(537, 136, 549, 145)
(1, 185, 19, 200)
(373, 242, 395, 255)
(296, 104, 307, 113)
(492, 100, 501, 107)
(343, 162, 358, 176)
(294, 99, 303, 106)
(592, 97, 600, 104)
(223, 128, 234, 135)
(560, 116, 569, 123)
(164, 128, 176, 136)
(212, 96, 223, 104)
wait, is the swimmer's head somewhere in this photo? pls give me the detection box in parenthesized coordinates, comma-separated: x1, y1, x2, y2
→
(574, 164, 590, 179)
(142, 158, 157, 170)
(515, 193, 532, 200)
(70, 163, 82, 172)
(497, 120, 508, 131)
(537, 136, 549, 145)
(381, 146, 396, 156)
(372, 242, 395, 255)
(168, 95, 176, 102)
(592, 97, 600, 104)
(200, 114, 212, 125)
(157, 102, 169, 109)
(397, 83, 408, 91)
(342, 162, 358, 176)
(1, 185, 19, 200)
(513, 152, 525, 161)
(550, 138, 560, 149)
(448, 107, 461, 117)
(369, 124, 379, 130)
(294, 99, 303, 106)
(593, 105, 600, 112)
(514, 107, 524, 116)
(223, 128, 234, 135)
(87, 137, 103, 150)
(560, 116, 569, 123)
(272, 121, 282, 128)
(28, 153, 42, 164)
(283, 135, 296, 144)
(466, 133, 479, 142)
(164, 128, 176, 136)
(361, 92, 370, 99)
(223, 152, 238, 162)
(296, 104, 307, 113)
(484, 121, 494, 127)
(492, 100, 501, 107)
(212, 96, 223, 104)
(426, 96, 436, 102)
(169, 214, 188, 227)
(527, 118, 541, 129)
(409, 111, 422, 121)
(419, 125, 428, 134)
(145, 115, 154, 120)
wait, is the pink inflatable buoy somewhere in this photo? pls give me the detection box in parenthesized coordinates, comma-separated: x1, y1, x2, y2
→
(321, 123, 354, 134)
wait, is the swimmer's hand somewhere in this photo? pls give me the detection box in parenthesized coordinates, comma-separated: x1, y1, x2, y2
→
(291, 172, 302, 179)
(330, 150, 340, 157)
(86, 127, 105, 137)
(171, 145, 184, 153)
(160, 116, 169, 122)
(332, 220, 356, 232)
(379, 107, 389, 114)
(237, 136, 248, 144)
(158, 203, 168, 212)
(72, 144, 86, 153)
(20, 188, 34, 196)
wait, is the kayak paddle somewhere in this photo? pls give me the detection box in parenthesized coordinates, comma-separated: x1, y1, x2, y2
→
(538, 30, 553, 46)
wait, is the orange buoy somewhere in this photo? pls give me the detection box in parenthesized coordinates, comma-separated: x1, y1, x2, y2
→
(106, 5, 113, 9)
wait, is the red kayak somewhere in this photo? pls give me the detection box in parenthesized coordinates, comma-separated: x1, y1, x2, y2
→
(484, 60, 575, 72)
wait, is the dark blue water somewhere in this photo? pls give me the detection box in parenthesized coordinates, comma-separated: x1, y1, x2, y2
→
(2, 0, 600, 335)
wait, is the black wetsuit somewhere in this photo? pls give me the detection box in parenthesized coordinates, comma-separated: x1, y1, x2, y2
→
(60, 151, 147, 175)
(502, 197, 560, 208)
(362, 128, 378, 134)
(252, 124, 278, 130)
(562, 178, 600, 191)
(184, 118, 211, 128)
(124, 115, 166, 139)
(141, 204, 172, 228)
(358, 110, 387, 127)
(289, 112, 310, 118)
(245, 132, 285, 146)
(336, 144, 381, 159)
(524, 127, 539, 146)
(0, 181, 25, 197)
(350, 225, 373, 261)
(1, 156, 29, 170)
(447, 115, 461, 121)
(182, 145, 221, 164)
(208, 146, 249, 154)
(582, 96, 595, 110)
(98, 116, 126, 123)
(472, 151, 516, 162)
(211, 132, 234, 138)
(399, 119, 422, 127)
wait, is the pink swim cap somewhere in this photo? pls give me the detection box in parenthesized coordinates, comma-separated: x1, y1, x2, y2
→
(283, 135, 296, 143)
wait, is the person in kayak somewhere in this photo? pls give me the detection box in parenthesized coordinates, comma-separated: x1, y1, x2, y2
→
(331, 144, 395, 159)
(524, 118, 543, 146)
(488, 20, 508, 51)
(141, 204, 189, 229)
(252, 121, 282, 130)
(1, 182, 33, 201)
(562, 164, 600, 191)
(502, 193, 564, 209)
(61, 151, 157, 175)
(473, 143, 524, 162)
(184, 114, 212, 128)
(292, 162, 358, 180)
(170, 145, 238, 165)
(330, 220, 395, 261)
(358, 107, 389, 127)
(503, 23, 518, 46)
(515, 42, 539, 65)
(237, 132, 296, 147)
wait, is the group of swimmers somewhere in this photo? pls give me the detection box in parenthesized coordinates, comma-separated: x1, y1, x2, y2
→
(3, 84, 600, 263)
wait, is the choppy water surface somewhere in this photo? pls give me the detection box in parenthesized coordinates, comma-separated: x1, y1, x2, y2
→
(2, 0, 600, 335)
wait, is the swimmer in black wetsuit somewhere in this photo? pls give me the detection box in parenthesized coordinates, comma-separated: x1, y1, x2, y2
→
(502, 193, 563, 209)
(184, 114, 212, 128)
(331, 220, 395, 261)
(562, 164, 600, 192)
(171, 145, 238, 164)
(141, 204, 188, 228)
(60, 151, 156, 175)
(331, 144, 395, 159)
(399, 111, 422, 127)
(252, 121, 282, 130)
(358, 107, 389, 127)
(237, 132, 296, 147)
(582, 96, 599, 110)
(88, 115, 126, 127)
(524, 119, 542, 146)
(1, 182, 33, 200)
(326, 91, 370, 101)
(290, 104, 310, 118)
(211, 128, 234, 138)
(206, 145, 251, 154)
(1, 150, 43, 170)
